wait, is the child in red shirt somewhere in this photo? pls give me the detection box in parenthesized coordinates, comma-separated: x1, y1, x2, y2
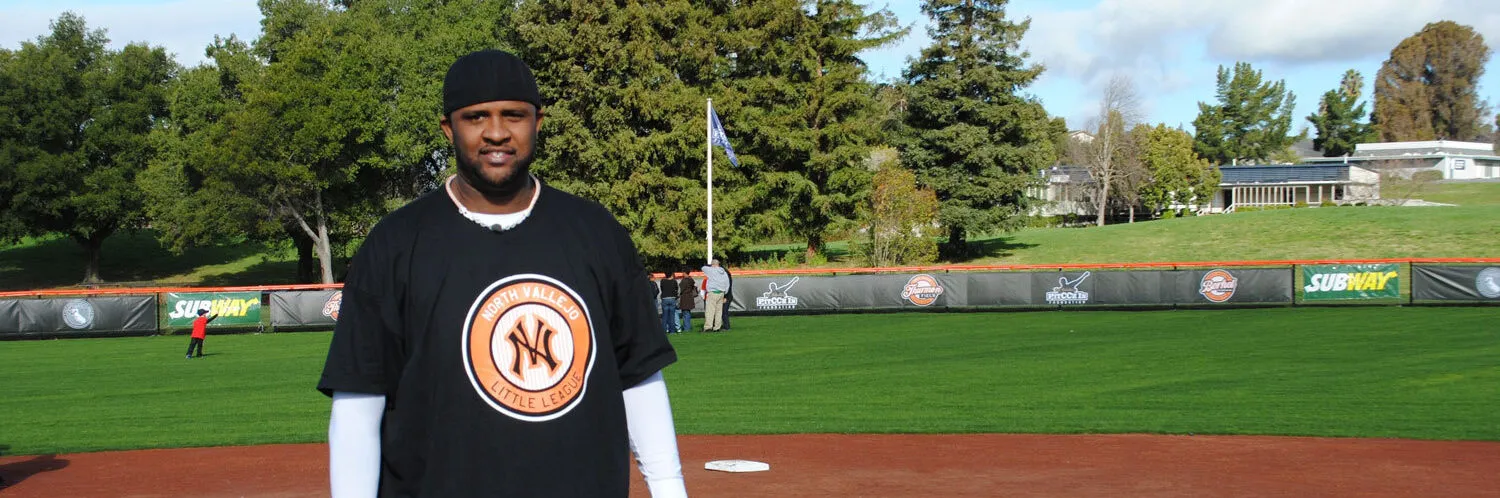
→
(186, 309, 219, 359)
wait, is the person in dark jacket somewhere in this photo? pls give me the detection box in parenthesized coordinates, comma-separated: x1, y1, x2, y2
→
(719, 264, 733, 330)
(677, 270, 698, 333)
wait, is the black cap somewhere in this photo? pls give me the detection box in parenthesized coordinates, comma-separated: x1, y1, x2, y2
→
(442, 49, 542, 116)
(197, 309, 208, 316)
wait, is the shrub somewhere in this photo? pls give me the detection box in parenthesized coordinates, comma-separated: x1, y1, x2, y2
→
(1294, 200, 1309, 208)
(1320, 200, 1336, 207)
(1161, 209, 1178, 218)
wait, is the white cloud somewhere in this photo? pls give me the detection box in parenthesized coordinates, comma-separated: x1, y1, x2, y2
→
(0, 1, 262, 67)
(1012, 0, 1500, 130)
(1023, 0, 1500, 80)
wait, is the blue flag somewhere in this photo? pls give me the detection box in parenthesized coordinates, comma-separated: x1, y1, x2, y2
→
(710, 107, 740, 168)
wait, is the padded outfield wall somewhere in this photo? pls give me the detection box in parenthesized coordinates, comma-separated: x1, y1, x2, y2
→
(0, 259, 1497, 339)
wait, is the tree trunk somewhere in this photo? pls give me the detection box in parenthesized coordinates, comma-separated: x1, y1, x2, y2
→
(941, 224, 966, 259)
(81, 234, 105, 284)
(1129, 205, 1135, 223)
(315, 216, 334, 284)
(286, 191, 338, 285)
(805, 233, 823, 261)
(287, 225, 316, 284)
(1095, 173, 1111, 226)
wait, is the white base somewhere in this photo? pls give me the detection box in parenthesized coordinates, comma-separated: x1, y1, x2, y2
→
(704, 459, 770, 473)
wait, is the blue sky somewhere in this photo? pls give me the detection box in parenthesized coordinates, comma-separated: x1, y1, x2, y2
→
(6, 0, 1500, 136)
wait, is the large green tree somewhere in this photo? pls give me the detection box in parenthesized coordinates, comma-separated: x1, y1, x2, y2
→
(511, 0, 742, 266)
(1140, 124, 1219, 215)
(1373, 21, 1492, 142)
(1307, 70, 1374, 157)
(726, 0, 903, 258)
(1192, 62, 1300, 165)
(0, 13, 175, 283)
(140, 36, 272, 265)
(900, 0, 1059, 257)
(144, 0, 511, 283)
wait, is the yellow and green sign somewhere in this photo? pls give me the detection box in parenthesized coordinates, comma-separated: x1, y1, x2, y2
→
(162, 292, 262, 328)
(1302, 264, 1400, 300)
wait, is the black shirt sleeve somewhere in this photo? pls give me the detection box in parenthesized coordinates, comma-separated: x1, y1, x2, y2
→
(606, 222, 677, 388)
(317, 227, 404, 397)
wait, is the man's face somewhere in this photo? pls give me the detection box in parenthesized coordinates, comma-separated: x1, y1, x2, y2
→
(441, 100, 542, 197)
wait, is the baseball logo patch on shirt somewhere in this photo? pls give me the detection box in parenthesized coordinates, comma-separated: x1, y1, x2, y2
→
(462, 274, 596, 422)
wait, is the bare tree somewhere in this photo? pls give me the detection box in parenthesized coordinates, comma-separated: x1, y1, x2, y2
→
(1113, 124, 1151, 222)
(1083, 75, 1143, 226)
(1362, 159, 1439, 205)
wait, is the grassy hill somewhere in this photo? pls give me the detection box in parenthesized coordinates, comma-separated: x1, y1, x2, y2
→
(3, 182, 1498, 290)
(746, 181, 1500, 267)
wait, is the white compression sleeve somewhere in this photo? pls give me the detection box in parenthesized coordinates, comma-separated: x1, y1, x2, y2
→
(624, 372, 688, 498)
(330, 391, 385, 498)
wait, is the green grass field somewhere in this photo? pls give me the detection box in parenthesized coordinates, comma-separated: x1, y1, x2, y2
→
(2, 307, 1495, 456)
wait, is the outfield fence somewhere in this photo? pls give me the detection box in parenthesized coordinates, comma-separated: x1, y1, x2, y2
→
(2, 258, 1497, 339)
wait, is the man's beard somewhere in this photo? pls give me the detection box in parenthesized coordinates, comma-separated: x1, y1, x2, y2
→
(453, 145, 534, 200)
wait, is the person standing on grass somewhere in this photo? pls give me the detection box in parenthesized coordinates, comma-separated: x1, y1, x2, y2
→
(658, 272, 680, 334)
(317, 49, 686, 498)
(719, 263, 734, 330)
(700, 259, 729, 331)
(186, 309, 218, 359)
(677, 269, 698, 333)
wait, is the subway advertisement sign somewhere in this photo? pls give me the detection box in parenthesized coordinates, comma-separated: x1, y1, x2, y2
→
(1301, 264, 1400, 301)
(162, 292, 262, 328)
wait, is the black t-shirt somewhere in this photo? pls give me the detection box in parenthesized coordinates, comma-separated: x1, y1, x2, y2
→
(658, 277, 679, 299)
(317, 181, 677, 497)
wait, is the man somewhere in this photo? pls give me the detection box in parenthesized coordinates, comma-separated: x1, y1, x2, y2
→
(186, 309, 218, 359)
(700, 259, 729, 332)
(658, 272, 680, 334)
(318, 50, 686, 497)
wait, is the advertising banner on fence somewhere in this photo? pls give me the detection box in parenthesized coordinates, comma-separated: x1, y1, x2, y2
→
(162, 292, 262, 328)
(1166, 268, 1293, 305)
(1301, 264, 1400, 300)
(1412, 265, 1500, 302)
(0, 296, 157, 338)
(270, 290, 342, 328)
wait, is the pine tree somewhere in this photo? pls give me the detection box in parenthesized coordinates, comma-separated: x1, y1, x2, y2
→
(726, 0, 904, 259)
(1192, 62, 1300, 165)
(900, 0, 1058, 257)
(1307, 70, 1374, 157)
(510, 0, 735, 265)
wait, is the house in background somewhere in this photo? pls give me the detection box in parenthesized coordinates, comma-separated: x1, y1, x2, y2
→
(1031, 165, 1095, 217)
(1303, 140, 1500, 179)
(1206, 164, 1380, 213)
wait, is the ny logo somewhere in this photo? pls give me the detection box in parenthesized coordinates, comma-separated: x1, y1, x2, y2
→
(507, 317, 559, 375)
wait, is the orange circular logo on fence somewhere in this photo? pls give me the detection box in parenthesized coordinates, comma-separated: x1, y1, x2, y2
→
(322, 291, 343, 321)
(1199, 269, 1238, 303)
(462, 275, 595, 422)
(901, 274, 945, 306)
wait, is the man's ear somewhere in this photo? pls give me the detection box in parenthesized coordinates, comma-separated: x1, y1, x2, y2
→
(535, 108, 544, 129)
(440, 115, 454, 143)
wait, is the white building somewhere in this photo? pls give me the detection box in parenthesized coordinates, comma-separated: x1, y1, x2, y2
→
(1304, 140, 1500, 180)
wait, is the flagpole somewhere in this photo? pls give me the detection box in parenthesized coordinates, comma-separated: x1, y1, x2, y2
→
(706, 99, 714, 265)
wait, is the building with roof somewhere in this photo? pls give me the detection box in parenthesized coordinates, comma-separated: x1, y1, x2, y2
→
(1031, 165, 1095, 217)
(1303, 140, 1500, 180)
(1207, 164, 1380, 213)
